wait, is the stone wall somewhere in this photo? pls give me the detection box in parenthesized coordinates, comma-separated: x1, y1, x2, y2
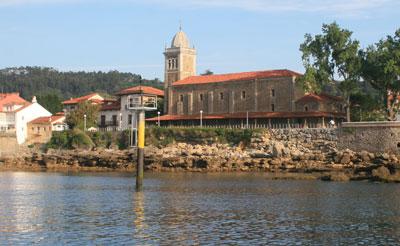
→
(0, 132, 20, 157)
(338, 122, 400, 154)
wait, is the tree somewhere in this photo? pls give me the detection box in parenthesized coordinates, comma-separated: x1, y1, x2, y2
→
(361, 29, 400, 121)
(299, 22, 362, 122)
(66, 101, 100, 130)
(37, 93, 63, 114)
(201, 69, 214, 75)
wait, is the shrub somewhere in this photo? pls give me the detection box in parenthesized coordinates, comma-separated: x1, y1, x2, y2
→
(47, 131, 70, 149)
(69, 129, 94, 149)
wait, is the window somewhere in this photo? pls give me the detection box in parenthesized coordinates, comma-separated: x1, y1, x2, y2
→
(241, 91, 246, 99)
(179, 95, 184, 102)
(101, 115, 106, 126)
(220, 92, 224, 100)
(339, 104, 343, 112)
(304, 106, 309, 112)
(271, 104, 275, 112)
(199, 94, 204, 101)
(128, 114, 132, 125)
(129, 98, 133, 108)
(271, 89, 275, 97)
(112, 115, 117, 126)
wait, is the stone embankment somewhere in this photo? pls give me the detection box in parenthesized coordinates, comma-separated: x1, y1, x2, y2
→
(1, 128, 400, 182)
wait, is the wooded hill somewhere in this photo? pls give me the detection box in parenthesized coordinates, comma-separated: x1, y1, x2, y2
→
(0, 66, 163, 100)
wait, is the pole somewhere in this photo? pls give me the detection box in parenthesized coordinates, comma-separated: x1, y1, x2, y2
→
(119, 113, 122, 130)
(84, 114, 87, 131)
(200, 110, 203, 127)
(246, 111, 249, 129)
(136, 110, 145, 191)
(131, 114, 134, 147)
(157, 111, 160, 127)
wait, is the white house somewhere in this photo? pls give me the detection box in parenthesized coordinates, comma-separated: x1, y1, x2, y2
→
(99, 86, 163, 131)
(0, 93, 51, 144)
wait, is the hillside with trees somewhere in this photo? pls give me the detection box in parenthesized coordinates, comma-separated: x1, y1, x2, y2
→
(0, 66, 163, 101)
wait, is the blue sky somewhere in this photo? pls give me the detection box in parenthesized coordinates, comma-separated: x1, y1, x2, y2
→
(0, 0, 398, 80)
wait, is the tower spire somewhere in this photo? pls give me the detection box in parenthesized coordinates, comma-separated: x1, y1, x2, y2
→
(179, 20, 182, 31)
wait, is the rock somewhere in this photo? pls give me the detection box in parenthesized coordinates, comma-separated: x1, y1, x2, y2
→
(359, 151, 371, 162)
(340, 153, 351, 164)
(321, 173, 351, 182)
(250, 152, 272, 158)
(272, 142, 285, 158)
(372, 166, 391, 181)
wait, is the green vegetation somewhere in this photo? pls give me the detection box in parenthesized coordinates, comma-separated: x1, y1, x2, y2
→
(36, 94, 63, 114)
(299, 22, 362, 122)
(47, 129, 94, 149)
(146, 127, 260, 147)
(0, 66, 163, 102)
(66, 101, 100, 130)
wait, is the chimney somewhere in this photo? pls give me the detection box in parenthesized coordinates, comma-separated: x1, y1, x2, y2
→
(32, 96, 37, 103)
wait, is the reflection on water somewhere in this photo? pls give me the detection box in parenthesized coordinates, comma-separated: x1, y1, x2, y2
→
(1, 172, 400, 245)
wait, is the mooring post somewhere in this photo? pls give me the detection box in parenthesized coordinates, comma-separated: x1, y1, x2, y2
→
(136, 110, 145, 191)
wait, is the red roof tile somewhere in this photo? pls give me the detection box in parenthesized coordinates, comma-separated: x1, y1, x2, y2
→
(0, 93, 30, 112)
(62, 93, 104, 105)
(172, 69, 302, 86)
(101, 100, 121, 111)
(117, 86, 164, 97)
(29, 115, 65, 124)
(147, 111, 346, 122)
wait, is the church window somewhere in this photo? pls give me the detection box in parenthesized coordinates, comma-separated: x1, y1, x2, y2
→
(199, 94, 204, 101)
(168, 59, 172, 69)
(179, 95, 184, 102)
(219, 92, 224, 100)
(241, 91, 246, 99)
(271, 104, 275, 112)
(175, 58, 179, 69)
(271, 89, 275, 97)
(304, 105, 309, 112)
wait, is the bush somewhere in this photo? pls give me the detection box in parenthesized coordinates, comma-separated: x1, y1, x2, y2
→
(88, 131, 113, 148)
(69, 129, 94, 149)
(117, 130, 131, 150)
(47, 131, 70, 149)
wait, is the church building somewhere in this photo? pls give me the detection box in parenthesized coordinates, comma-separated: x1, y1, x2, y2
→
(147, 29, 345, 128)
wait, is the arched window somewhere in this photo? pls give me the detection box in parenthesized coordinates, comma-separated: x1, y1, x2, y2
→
(179, 94, 184, 102)
(271, 104, 275, 112)
(219, 92, 224, 100)
(241, 91, 246, 99)
(271, 89, 275, 97)
(304, 105, 309, 112)
(199, 94, 204, 101)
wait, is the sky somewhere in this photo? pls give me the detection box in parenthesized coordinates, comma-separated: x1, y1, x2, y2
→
(0, 0, 399, 80)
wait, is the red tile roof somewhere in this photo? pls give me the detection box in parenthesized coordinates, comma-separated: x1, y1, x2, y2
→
(62, 93, 104, 105)
(117, 86, 164, 97)
(29, 115, 65, 124)
(147, 111, 346, 122)
(296, 93, 343, 103)
(0, 93, 30, 112)
(172, 69, 302, 86)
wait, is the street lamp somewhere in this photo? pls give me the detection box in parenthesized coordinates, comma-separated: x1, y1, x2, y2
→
(157, 111, 161, 127)
(83, 114, 87, 131)
(200, 110, 203, 127)
(246, 111, 249, 129)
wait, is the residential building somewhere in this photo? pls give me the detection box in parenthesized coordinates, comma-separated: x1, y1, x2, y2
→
(62, 93, 104, 113)
(27, 115, 67, 144)
(0, 94, 51, 144)
(99, 86, 164, 130)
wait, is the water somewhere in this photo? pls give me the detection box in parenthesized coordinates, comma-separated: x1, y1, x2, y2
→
(0, 172, 400, 245)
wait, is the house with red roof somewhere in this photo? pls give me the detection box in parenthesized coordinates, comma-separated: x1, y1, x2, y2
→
(62, 93, 104, 113)
(0, 93, 52, 144)
(99, 86, 164, 130)
(146, 29, 345, 128)
(27, 115, 67, 144)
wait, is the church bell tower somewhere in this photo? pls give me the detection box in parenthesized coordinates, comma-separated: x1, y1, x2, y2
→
(164, 28, 196, 113)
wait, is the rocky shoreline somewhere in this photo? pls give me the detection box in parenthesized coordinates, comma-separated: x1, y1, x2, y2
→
(1, 129, 400, 182)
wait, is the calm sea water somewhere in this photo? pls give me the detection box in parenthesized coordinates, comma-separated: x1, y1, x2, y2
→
(0, 172, 400, 245)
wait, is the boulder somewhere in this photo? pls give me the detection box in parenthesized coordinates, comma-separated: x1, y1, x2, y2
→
(372, 166, 391, 181)
(272, 142, 285, 158)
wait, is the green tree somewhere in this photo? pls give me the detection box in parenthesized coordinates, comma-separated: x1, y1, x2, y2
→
(201, 69, 214, 75)
(37, 93, 63, 114)
(299, 22, 362, 122)
(361, 29, 400, 121)
(66, 101, 100, 130)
